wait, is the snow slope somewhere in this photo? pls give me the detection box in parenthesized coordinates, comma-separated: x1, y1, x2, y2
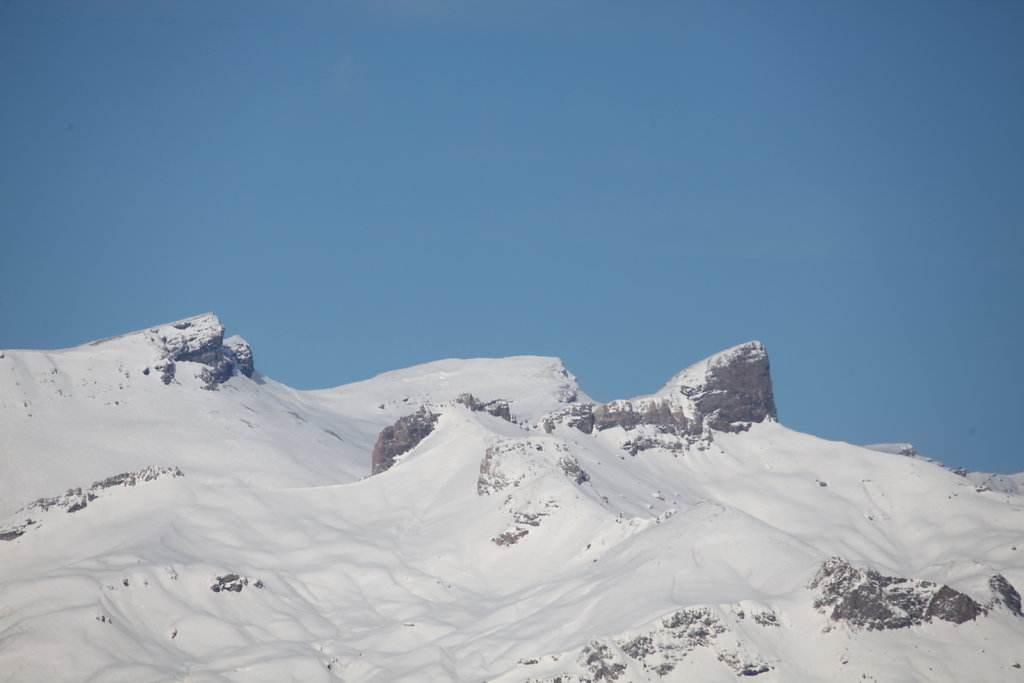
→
(1, 315, 1022, 682)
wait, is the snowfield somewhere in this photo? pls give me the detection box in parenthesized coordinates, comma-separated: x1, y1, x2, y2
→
(1, 314, 1022, 682)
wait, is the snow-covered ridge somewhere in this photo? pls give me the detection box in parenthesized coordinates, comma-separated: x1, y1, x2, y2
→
(0, 466, 183, 541)
(314, 354, 588, 423)
(536, 339, 778, 456)
(2, 314, 1023, 682)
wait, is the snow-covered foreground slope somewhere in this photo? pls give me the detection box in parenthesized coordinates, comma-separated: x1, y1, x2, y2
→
(1, 315, 1022, 682)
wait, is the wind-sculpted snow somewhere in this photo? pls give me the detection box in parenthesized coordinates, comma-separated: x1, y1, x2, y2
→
(2, 315, 1024, 682)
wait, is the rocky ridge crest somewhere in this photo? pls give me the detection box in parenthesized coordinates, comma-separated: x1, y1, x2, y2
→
(542, 341, 777, 453)
(140, 314, 255, 388)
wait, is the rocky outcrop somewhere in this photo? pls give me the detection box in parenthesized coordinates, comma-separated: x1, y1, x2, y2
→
(578, 641, 627, 681)
(988, 574, 1023, 616)
(456, 393, 513, 421)
(491, 498, 561, 547)
(225, 336, 255, 378)
(808, 556, 988, 630)
(477, 439, 588, 496)
(0, 466, 184, 541)
(666, 341, 776, 432)
(524, 606, 773, 681)
(210, 573, 264, 593)
(371, 407, 439, 475)
(540, 342, 777, 453)
(145, 314, 254, 389)
(594, 399, 689, 434)
(541, 403, 596, 434)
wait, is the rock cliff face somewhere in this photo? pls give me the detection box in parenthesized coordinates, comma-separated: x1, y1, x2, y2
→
(224, 336, 255, 378)
(371, 407, 439, 475)
(542, 341, 777, 452)
(989, 574, 1023, 616)
(143, 314, 255, 389)
(663, 340, 777, 432)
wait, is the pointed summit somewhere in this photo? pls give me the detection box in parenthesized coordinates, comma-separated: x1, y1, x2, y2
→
(658, 341, 777, 430)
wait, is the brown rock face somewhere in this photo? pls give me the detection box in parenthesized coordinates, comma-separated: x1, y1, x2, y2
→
(371, 407, 439, 475)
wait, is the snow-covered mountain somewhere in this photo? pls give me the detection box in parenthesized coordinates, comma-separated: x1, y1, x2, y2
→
(1, 314, 1022, 682)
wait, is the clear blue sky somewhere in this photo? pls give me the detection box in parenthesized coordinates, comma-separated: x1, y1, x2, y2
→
(2, 1, 1022, 473)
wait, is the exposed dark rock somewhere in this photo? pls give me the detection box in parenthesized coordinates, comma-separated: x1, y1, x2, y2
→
(592, 403, 640, 432)
(565, 404, 595, 434)
(680, 341, 776, 432)
(155, 358, 176, 385)
(558, 456, 590, 485)
(492, 529, 529, 546)
(988, 574, 1023, 616)
(592, 399, 692, 453)
(225, 337, 255, 378)
(490, 497, 560, 547)
(618, 606, 768, 677)
(159, 317, 226, 367)
(0, 466, 185, 541)
(621, 435, 685, 457)
(738, 663, 771, 676)
(926, 585, 982, 624)
(578, 641, 626, 681)
(539, 343, 777, 454)
(211, 573, 264, 593)
(477, 448, 509, 496)
(371, 407, 439, 475)
(456, 393, 513, 422)
(147, 315, 255, 389)
(619, 635, 655, 660)
(528, 605, 771, 681)
(809, 556, 985, 630)
(661, 607, 728, 646)
(541, 403, 596, 434)
(91, 467, 184, 490)
(752, 611, 779, 627)
(198, 357, 234, 388)
(65, 494, 90, 513)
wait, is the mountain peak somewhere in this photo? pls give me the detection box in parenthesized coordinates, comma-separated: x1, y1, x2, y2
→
(657, 340, 777, 428)
(139, 313, 253, 387)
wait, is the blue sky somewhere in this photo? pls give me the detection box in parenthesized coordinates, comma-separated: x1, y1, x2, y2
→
(2, 1, 1022, 473)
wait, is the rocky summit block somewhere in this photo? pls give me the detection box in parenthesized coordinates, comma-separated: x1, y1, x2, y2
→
(143, 314, 255, 389)
(669, 340, 777, 432)
(541, 341, 777, 452)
